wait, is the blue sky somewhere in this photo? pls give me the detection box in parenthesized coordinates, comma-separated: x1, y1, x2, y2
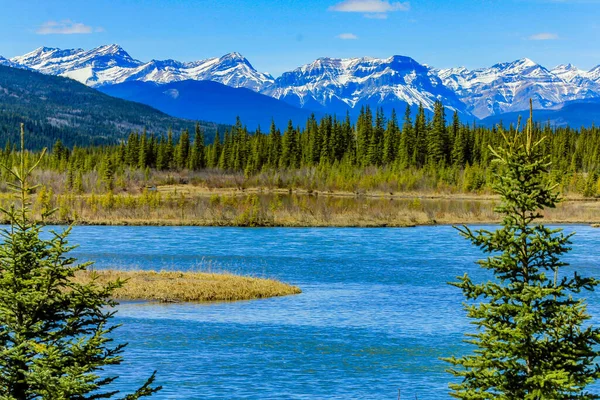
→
(1, 0, 599, 76)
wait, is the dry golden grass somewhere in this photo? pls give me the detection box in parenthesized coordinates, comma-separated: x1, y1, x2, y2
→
(15, 184, 600, 227)
(73, 270, 301, 303)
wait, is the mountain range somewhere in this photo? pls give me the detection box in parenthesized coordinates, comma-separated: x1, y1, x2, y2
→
(4, 44, 600, 127)
(0, 64, 218, 149)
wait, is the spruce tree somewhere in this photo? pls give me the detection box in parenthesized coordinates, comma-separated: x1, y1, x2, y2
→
(451, 125, 466, 166)
(356, 106, 373, 166)
(307, 114, 320, 165)
(280, 121, 298, 169)
(446, 107, 600, 399)
(102, 154, 115, 191)
(74, 170, 84, 194)
(398, 105, 415, 168)
(367, 108, 385, 166)
(0, 125, 160, 399)
(414, 104, 428, 167)
(427, 101, 447, 166)
(382, 108, 399, 165)
(190, 122, 205, 170)
(138, 133, 148, 170)
(319, 116, 332, 165)
(175, 129, 190, 170)
(209, 130, 221, 168)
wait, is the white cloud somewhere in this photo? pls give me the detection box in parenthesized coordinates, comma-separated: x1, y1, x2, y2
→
(329, 0, 410, 17)
(337, 33, 359, 40)
(528, 32, 559, 40)
(36, 20, 102, 35)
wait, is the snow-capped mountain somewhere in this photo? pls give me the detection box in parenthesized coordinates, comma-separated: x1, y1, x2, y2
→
(9, 45, 274, 91)
(4, 44, 600, 120)
(113, 52, 274, 91)
(551, 63, 588, 83)
(437, 58, 600, 119)
(11, 45, 142, 86)
(263, 55, 467, 114)
(0, 56, 25, 69)
(588, 65, 600, 83)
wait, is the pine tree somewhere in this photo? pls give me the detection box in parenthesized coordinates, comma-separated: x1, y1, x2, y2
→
(398, 105, 415, 168)
(356, 106, 373, 166)
(52, 139, 66, 167)
(209, 130, 221, 168)
(427, 101, 447, 165)
(307, 114, 320, 165)
(0, 124, 160, 398)
(280, 121, 299, 169)
(102, 154, 115, 191)
(583, 170, 598, 197)
(175, 129, 190, 169)
(367, 108, 385, 165)
(218, 131, 231, 170)
(65, 162, 74, 190)
(190, 122, 205, 170)
(165, 129, 174, 168)
(383, 108, 399, 165)
(451, 125, 466, 166)
(414, 104, 427, 166)
(446, 107, 600, 399)
(319, 116, 332, 165)
(74, 170, 84, 194)
(125, 132, 139, 167)
(138, 133, 149, 169)
(267, 121, 281, 168)
(155, 137, 167, 171)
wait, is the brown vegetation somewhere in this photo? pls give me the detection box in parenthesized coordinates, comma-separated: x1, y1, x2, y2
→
(72, 270, 302, 303)
(8, 181, 597, 227)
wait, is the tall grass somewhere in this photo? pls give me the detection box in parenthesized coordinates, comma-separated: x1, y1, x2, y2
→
(72, 270, 301, 303)
(10, 187, 598, 227)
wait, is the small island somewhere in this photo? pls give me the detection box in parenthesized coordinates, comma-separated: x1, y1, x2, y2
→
(73, 270, 301, 303)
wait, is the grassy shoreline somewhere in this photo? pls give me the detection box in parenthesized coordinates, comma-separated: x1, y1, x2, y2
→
(19, 185, 600, 227)
(73, 270, 302, 303)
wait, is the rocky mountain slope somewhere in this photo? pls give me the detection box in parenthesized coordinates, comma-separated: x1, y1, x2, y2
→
(5, 44, 600, 120)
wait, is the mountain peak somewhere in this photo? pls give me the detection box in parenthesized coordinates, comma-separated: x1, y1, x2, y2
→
(386, 55, 417, 63)
(96, 43, 123, 52)
(503, 58, 539, 70)
(35, 46, 63, 54)
(216, 52, 257, 71)
(5, 45, 600, 120)
(90, 44, 132, 58)
(518, 57, 536, 66)
(10, 46, 84, 65)
(588, 65, 600, 82)
(220, 52, 249, 63)
(562, 63, 576, 69)
(222, 51, 245, 59)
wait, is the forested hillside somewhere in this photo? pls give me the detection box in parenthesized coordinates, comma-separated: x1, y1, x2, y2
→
(0, 65, 221, 148)
(3, 101, 599, 199)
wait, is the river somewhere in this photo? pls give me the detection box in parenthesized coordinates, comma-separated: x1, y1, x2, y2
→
(59, 225, 600, 399)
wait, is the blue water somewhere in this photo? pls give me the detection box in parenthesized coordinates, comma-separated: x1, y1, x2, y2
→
(57, 225, 600, 399)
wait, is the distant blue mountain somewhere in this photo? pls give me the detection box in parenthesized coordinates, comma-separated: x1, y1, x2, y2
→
(480, 99, 600, 128)
(99, 80, 316, 130)
(8, 44, 600, 125)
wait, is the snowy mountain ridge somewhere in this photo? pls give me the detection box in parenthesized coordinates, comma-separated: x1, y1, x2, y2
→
(9, 45, 274, 91)
(5, 44, 600, 119)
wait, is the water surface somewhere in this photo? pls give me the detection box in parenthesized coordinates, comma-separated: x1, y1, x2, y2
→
(60, 225, 600, 399)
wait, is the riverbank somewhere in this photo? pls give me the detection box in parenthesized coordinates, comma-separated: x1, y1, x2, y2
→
(22, 185, 600, 227)
(73, 270, 302, 302)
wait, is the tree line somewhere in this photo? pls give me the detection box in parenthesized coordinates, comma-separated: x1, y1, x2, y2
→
(1, 101, 600, 195)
